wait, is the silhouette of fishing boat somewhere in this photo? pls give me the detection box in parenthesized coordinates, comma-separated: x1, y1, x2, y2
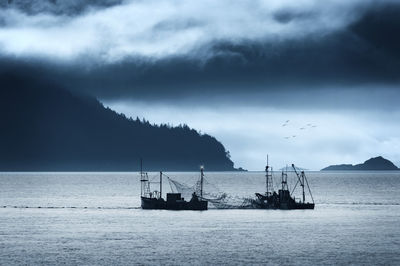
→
(252, 157, 315, 210)
(140, 160, 208, 210)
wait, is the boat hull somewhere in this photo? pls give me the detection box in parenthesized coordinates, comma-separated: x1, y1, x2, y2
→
(253, 191, 315, 210)
(251, 200, 315, 210)
(166, 200, 208, 210)
(293, 202, 315, 209)
(141, 197, 166, 209)
(141, 193, 208, 211)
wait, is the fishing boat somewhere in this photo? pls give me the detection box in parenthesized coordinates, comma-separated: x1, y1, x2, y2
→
(140, 161, 208, 210)
(253, 157, 315, 210)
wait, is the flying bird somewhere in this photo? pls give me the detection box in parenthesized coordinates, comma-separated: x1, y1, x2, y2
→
(282, 120, 290, 127)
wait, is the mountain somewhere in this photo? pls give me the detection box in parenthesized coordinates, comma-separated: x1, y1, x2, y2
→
(0, 72, 236, 171)
(321, 156, 399, 171)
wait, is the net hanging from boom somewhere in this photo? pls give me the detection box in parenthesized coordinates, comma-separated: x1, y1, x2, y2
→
(166, 173, 254, 209)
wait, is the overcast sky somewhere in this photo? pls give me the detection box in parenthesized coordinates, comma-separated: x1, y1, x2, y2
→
(1, 0, 400, 169)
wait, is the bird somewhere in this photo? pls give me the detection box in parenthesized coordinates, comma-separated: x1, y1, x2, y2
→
(282, 120, 290, 127)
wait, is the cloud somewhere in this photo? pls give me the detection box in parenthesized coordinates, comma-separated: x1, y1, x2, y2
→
(1, 0, 123, 16)
(0, 0, 378, 62)
(0, 0, 399, 103)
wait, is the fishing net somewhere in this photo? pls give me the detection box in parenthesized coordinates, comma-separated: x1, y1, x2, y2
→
(166, 173, 256, 209)
(166, 166, 313, 209)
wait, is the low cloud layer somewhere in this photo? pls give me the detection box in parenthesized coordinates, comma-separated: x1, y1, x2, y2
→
(1, 0, 399, 101)
(0, 0, 375, 62)
(1, 0, 123, 16)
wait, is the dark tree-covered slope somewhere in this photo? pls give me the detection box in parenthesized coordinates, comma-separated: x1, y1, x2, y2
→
(0, 73, 235, 171)
(321, 156, 399, 171)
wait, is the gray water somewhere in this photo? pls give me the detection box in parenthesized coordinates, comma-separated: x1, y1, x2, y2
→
(1, 171, 400, 265)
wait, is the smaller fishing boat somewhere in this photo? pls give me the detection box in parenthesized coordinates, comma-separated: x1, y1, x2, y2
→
(253, 157, 315, 210)
(140, 160, 208, 210)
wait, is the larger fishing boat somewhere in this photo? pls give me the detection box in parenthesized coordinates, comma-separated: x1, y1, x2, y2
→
(252, 157, 315, 210)
(140, 161, 208, 210)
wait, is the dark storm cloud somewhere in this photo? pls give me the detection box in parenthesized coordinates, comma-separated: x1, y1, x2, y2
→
(0, 0, 399, 105)
(1, 0, 123, 16)
(0, 0, 368, 60)
(273, 8, 316, 24)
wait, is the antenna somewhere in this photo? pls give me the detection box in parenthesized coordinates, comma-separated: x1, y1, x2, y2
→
(200, 166, 204, 197)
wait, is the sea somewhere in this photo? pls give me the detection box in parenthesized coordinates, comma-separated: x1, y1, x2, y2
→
(1, 171, 399, 265)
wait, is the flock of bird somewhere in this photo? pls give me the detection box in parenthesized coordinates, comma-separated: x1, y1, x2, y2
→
(282, 120, 317, 139)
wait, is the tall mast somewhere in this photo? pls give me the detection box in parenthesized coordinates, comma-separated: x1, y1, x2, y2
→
(140, 158, 143, 197)
(301, 171, 305, 203)
(200, 166, 204, 197)
(140, 158, 150, 198)
(292, 164, 306, 203)
(265, 155, 273, 195)
(266, 155, 269, 194)
(159, 171, 162, 199)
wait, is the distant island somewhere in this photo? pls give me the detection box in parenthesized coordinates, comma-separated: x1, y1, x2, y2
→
(321, 156, 399, 171)
(0, 73, 238, 171)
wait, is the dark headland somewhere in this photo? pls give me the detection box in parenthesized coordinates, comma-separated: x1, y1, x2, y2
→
(321, 156, 399, 171)
(0, 73, 238, 171)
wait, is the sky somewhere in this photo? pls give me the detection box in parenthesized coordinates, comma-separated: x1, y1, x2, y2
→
(1, 0, 400, 170)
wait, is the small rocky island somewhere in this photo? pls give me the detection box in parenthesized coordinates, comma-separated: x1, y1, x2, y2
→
(322, 156, 399, 171)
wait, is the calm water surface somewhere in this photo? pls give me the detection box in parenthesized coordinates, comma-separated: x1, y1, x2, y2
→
(1, 171, 399, 265)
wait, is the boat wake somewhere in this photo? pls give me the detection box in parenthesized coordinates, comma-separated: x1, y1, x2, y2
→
(1, 206, 141, 209)
(320, 202, 400, 206)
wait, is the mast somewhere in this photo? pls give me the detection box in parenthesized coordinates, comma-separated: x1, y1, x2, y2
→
(140, 158, 143, 175)
(140, 158, 150, 198)
(200, 166, 204, 197)
(140, 158, 144, 197)
(265, 155, 273, 195)
(291, 164, 306, 203)
(291, 164, 314, 204)
(301, 171, 305, 203)
(266, 155, 269, 194)
(281, 165, 288, 191)
(160, 171, 162, 199)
